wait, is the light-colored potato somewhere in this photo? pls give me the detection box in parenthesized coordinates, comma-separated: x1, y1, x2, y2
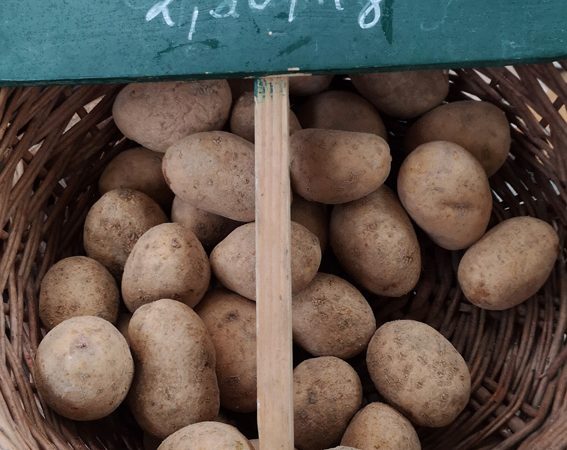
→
(122, 223, 210, 312)
(290, 129, 391, 204)
(163, 131, 255, 222)
(196, 289, 257, 413)
(405, 101, 511, 176)
(117, 313, 132, 346)
(291, 194, 328, 251)
(34, 316, 133, 421)
(113, 80, 231, 152)
(367, 320, 471, 427)
(293, 273, 375, 359)
(294, 356, 362, 450)
(83, 189, 167, 276)
(398, 141, 492, 250)
(230, 91, 301, 142)
(39, 256, 119, 330)
(330, 186, 421, 297)
(211, 222, 321, 300)
(296, 90, 387, 139)
(128, 299, 219, 438)
(351, 70, 449, 118)
(341, 402, 420, 450)
(458, 217, 559, 310)
(157, 422, 253, 450)
(289, 75, 333, 96)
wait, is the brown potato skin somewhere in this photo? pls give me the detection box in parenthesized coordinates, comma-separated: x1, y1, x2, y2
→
(211, 222, 321, 300)
(294, 356, 362, 450)
(99, 147, 173, 208)
(351, 70, 448, 119)
(367, 320, 471, 427)
(291, 194, 328, 251)
(292, 273, 376, 359)
(83, 189, 167, 276)
(39, 256, 119, 330)
(296, 90, 387, 139)
(122, 223, 210, 312)
(405, 101, 511, 176)
(289, 75, 333, 96)
(196, 289, 257, 413)
(113, 80, 231, 152)
(330, 186, 421, 297)
(290, 129, 391, 204)
(458, 217, 559, 310)
(397, 141, 492, 250)
(341, 402, 420, 450)
(128, 299, 219, 438)
(157, 422, 253, 450)
(163, 131, 255, 222)
(34, 316, 133, 421)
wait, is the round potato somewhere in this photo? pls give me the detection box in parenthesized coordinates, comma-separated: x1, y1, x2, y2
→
(293, 273, 375, 359)
(330, 186, 421, 297)
(113, 80, 231, 152)
(83, 189, 167, 276)
(405, 101, 511, 176)
(211, 222, 321, 300)
(351, 70, 449, 118)
(397, 141, 492, 250)
(289, 75, 333, 96)
(122, 223, 210, 312)
(230, 91, 301, 142)
(296, 90, 387, 139)
(196, 289, 257, 413)
(163, 131, 255, 222)
(291, 194, 328, 251)
(99, 147, 173, 208)
(157, 422, 253, 450)
(294, 356, 362, 450)
(367, 320, 471, 427)
(341, 402, 420, 450)
(458, 217, 559, 310)
(39, 256, 119, 330)
(128, 299, 219, 438)
(34, 316, 133, 421)
(290, 129, 391, 204)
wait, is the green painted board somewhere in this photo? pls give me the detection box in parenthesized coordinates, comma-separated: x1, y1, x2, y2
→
(1, 0, 566, 85)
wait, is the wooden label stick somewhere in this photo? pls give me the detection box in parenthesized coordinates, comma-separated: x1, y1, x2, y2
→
(255, 76, 294, 450)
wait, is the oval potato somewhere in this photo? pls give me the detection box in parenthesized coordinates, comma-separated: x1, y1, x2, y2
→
(289, 75, 333, 96)
(291, 195, 328, 251)
(157, 422, 253, 450)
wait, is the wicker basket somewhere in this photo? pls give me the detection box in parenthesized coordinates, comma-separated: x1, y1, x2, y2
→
(0, 63, 565, 450)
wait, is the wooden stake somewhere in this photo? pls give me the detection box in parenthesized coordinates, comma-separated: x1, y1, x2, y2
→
(255, 76, 294, 450)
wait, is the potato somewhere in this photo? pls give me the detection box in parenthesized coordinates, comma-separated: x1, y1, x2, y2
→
(294, 356, 362, 450)
(296, 90, 387, 139)
(196, 289, 257, 412)
(34, 316, 133, 421)
(113, 80, 231, 152)
(157, 422, 253, 450)
(367, 320, 471, 427)
(405, 101, 511, 176)
(291, 194, 328, 251)
(458, 217, 559, 310)
(128, 299, 219, 438)
(83, 189, 167, 276)
(340, 402, 420, 450)
(163, 131, 255, 222)
(122, 223, 210, 312)
(39, 256, 119, 330)
(330, 186, 421, 297)
(293, 273, 375, 358)
(230, 91, 301, 142)
(351, 70, 449, 118)
(99, 147, 173, 208)
(397, 141, 492, 250)
(211, 222, 321, 300)
(289, 75, 333, 96)
(290, 129, 391, 204)
(117, 313, 132, 346)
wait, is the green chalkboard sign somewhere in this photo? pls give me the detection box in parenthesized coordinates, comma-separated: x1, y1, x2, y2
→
(1, 0, 566, 85)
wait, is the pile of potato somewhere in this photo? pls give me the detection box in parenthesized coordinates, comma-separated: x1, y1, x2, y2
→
(33, 71, 560, 450)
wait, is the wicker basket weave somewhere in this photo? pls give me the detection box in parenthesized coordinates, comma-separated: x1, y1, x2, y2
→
(0, 63, 565, 450)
